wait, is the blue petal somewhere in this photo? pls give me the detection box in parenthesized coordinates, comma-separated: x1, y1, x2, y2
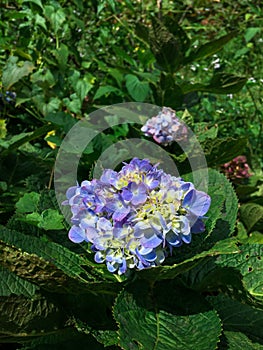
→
(190, 218, 205, 233)
(106, 261, 118, 273)
(181, 233, 192, 244)
(85, 226, 99, 242)
(140, 233, 163, 249)
(142, 250, 157, 262)
(183, 189, 211, 217)
(94, 251, 105, 263)
(166, 231, 182, 247)
(68, 225, 85, 243)
(119, 259, 127, 274)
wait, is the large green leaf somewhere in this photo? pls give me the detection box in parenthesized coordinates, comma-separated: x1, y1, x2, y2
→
(216, 243, 263, 303)
(182, 73, 247, 95)
(224, 331, 263, 350)
(125, 74, 150, 102)
(208, 295, 263, 345)
(239, 203, 263, 233)
(0, 294, 71, 344)
(22, 0, 44, 10)
(138, 237, 239, 281)
(186, 31, 238, 63)
(0, 124, 55, 157)
(151, 73, 184, 109)
(0, 226, 119, 293)
(149, 18, 185, 72)
(113, 290, 222, 350)
(204, 168, 238, 237)
(0, 266, 38, 298)
(2, 56, 34, 90)
(204, 136, 248, 166)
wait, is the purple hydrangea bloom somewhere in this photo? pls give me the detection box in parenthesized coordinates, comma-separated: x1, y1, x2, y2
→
(64, 158, 211, 275)
(221, 155, 252, 183)
(141, 107, 188, 146)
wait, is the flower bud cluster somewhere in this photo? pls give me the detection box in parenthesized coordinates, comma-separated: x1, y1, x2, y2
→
(221, 155, 252, 181)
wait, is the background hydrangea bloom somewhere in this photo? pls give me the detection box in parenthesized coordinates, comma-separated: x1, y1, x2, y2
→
(141, 107, 188, 146)
(64, 158, 210, 275)
(221, 155, 252, 182)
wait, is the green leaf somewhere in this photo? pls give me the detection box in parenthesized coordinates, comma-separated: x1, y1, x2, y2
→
(194, 122, 218, 142)
(92, 330, 119, 347)
(149, 18, 184, 72)
(186, 31, 238, 62)
(55, 43, 69, 71)
(35, 13, 47, 30)
(182, 73, 247, 94)
(208, 295, 263, 345)
(125, 74, 150, 102)
(216, 244, 263, 302)
(23, 209, 64, 230)
(0, 265, 38, 297)
(138, 238, 239, 281)
(0, 124, 55, 156)
(37, 209, 64, 230)
(45, 111, 76, 132)
(0, 119, 7, 139)
(239, 203, 263, 232)
(204, 136, 248, 166)
(76, 79, 93, 101)
(0, 294, 69, 344)
(93, 85, 121, 100)
(2, 56, 34, 90)
(0, 226, 119, 293)
(44, 6, 66, 33)
(16, 192, 41, 213)
(113, 290, 222, 350)
(224, 331, 263, 350)
(22, 0, 44, 10)
(152, 73, 184, 108)
(244, 27, 261, 43)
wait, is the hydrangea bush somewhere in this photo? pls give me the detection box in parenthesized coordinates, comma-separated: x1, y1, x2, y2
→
(64, 158, 210, 274)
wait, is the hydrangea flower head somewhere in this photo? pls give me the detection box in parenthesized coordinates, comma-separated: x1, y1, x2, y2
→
(221, 155, 252, 182)
(63, 158, 210, 275)
(141, 107, 188, 146)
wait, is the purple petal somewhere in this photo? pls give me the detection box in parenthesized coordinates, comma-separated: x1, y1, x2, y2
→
(112, 206, 130, 222)
(121, 188, 133, 201)
(66, 186, 78, 200)
(190, 218, 206, 233)
(119, 259, 127, 274)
